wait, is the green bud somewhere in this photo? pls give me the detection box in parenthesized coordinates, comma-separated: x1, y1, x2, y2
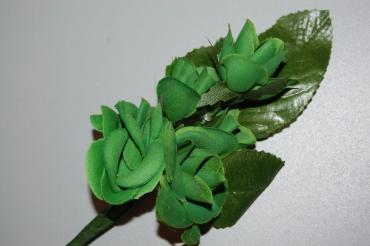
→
(219, 25, 235, 61)
(220, 54, 268, 92)
(252, 37, 284, 65)
(218, 21, 286, 93)
(235, 19, 259, 57)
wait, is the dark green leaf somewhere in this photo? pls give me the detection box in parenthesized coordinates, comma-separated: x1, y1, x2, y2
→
(239, 9, 332, 139)
(240, 78, 292, 101)
(213, 149, 284, 228)
(185, 39, 223, 67)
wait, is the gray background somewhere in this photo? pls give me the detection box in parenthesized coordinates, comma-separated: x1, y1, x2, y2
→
(0, 0, 369, 245)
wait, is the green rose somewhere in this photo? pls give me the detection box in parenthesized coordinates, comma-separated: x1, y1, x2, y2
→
(156, 110, 254, 245)
(86, 99, 165, 205)
(219, 20, 286, 92)
(156, 125, 234, 245)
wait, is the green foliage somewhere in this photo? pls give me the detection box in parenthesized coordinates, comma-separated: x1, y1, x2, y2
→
(239, 9, 332, 139)
(214, 149, 284, 228)
(73, 9, 332, 246)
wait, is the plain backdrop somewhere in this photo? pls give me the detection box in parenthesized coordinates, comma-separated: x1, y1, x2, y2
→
(0, 0, 369, 245)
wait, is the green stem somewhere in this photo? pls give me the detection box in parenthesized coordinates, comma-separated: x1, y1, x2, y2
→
(67, 201, 136, 246)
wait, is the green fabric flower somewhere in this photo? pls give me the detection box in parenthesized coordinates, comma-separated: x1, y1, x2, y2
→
(219, 20, 286, 92)
(157, 57, 219, 122)
(86, 99, 165, 205)
(212, 109, 256, 146)
(156, 122, 243, 245)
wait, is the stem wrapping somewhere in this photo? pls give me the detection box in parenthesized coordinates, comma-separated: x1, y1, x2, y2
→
(67, 201, 136, 246)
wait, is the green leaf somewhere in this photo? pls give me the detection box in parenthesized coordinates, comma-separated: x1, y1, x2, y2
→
(240, 78, 292, 101)
(185, 39, 223, 67)
(239, 9, 332, 139)
(213, 149, 284, 228)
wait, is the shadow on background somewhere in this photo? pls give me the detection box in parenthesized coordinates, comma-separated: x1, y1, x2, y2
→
(88, 188, 186, 245)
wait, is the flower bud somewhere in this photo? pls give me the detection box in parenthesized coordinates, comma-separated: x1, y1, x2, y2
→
(157, 58, 219, 122)
(218, 20, 286, 92)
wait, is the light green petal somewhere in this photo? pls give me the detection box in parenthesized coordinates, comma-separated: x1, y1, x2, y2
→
(212, 185, 228, 217)
(116, 101, 146, 155)
(136, 98, 151, 127)
(236, 126, 257, 145)
(116, 139, 164, 188)
(163, 120, 176, 182)
(170, 167, 186, 200)
(196, 157, 225, 189)
(181, 148, 214, 175)
(263, 50, 286, 77)
(176, 127, 238, 156)
(101, 106, 119, 137)
(182, 172, 213, 204)
(219, 26, 235, 61)
(103, 128, 128, 192)
(100, 170, 138, 205)
(117, 159, 131, 176)
(90, 114, 103, 132)
(157, 77, 200, 122)
(235, 19, 259, 57)
(142, 119, 151, 151)
(252, 37, 284, 65)
(221, 54, 268, 93)
(176, 144, 194, 167)
(156, 178, 192, 229)
(193, 67, 219, 95)
(217, 114, 239, 133)
(135, 162, 164, 199)
(183, 200, 214, 224)
(123, 139, 142, 170)
(166, 57, 199, 89)
(85, 139, 105, 199)
(149, 104, 163, 144)
(115, 100, 138, 118)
